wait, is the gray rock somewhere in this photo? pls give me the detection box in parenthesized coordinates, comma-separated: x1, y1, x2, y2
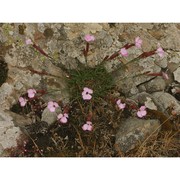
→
(0, 110, 23, 156)
(41, 107, 62, 125)
(152, 92, 180, 115)
(130, 92, 158, 110)
(0, 83, 14, 110)
(115, 118, 160, 153)
(173, 67, 180, 83)
(140, 77, 166, 93)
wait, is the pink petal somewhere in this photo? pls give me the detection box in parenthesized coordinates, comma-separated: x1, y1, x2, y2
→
(137, 109, 147, 118)
(87, 125, 93, 131)
(20, 100, 27, 107)
(120, 48, 128, 57)
(118, 103, 126, 110)
(82, 124, 88, 131)
(87, 88, 93, 94)
(140, 106, 146, 111)
(60, 117, 68, 123)
(82, 94, 92, 100)
(116, 99, 121, 105)
(64, 113, 69, 118)
(86, 121, 92, 125)
(53, 102, 59, 108)
(25, 39, 33, 45)
(84, 35, 95, 42)
(156, 47, 164, 58)
(162, 72, 169, 80)
(141, 110, 147, 117)
(27, 89, 36, 98)
(135, 37, 142, 48)
(48, 101, 54, 107)
(137, 111, 143, 118)
(19, 97, 24, 103)
(49, 106, 55, 112)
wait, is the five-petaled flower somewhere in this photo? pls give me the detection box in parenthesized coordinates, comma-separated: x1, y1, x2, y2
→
(25, 39, 33, 45)
(156, 46, 165, 58)
(137, 105, 147, 118)
(27, 89, 37, 98)
(116, 99, 126, 110)
(135, 37, 142, 48)
(82, 87, 93, 100)
(19, 97, 27, 107)
(120, 48, 128, 57)
(82, 121, 93, 131)
(47, 101, 59, 112)
(57, 113, 69, 123)
(84, 34, 95, 42)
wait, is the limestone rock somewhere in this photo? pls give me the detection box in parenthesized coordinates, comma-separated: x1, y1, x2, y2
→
(141, 77, 166, 93)
(173, 67, 180, 83)
(152, 92, 180, 115)
(41, 107, 62, 125)
(0, 110, 23, 156)
(115, 118, 160, 153)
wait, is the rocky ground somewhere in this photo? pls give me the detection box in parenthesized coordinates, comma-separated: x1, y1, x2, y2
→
(0, 23, 179, 157)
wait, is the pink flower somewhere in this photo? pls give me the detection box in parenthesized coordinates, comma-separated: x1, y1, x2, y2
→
(25, 39, 33, 45)
(84, 34, 95, 42)
(120, 48, 128, 57)
(27, 89, 37, 98)
(135, 37, 142, 48)
(19, 97, 27, 107)
(57, 113, 68, 123)
(116, 99, 126, 110)
(82, 87, 93, 100)
(82, 121, 93, 131)
(47, 101, 59, 112)
(162, 72, 169, 80)
(156, 46, 164, 58)
(137, 105, 147, 118)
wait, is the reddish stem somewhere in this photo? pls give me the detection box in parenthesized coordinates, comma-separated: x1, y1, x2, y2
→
(32, 43, 51, 58)
(83, 42, 89, 57)
(123, 43, 135, 49)
(104, 43, 135, 61)
(137, 50, 156, 59)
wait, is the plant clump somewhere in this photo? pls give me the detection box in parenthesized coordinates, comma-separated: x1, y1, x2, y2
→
(67, 65, 114, 100)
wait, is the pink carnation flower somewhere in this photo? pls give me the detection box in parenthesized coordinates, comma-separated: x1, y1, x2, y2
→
(84, 34, 95, 42)
(135, 37, 142, 48)
(156, 46, 165, 58)
(120, 48, 128, 57)
(25, 39, 33, 45)
(27, 89, 37, 98)
(82, 121, 93, 131)
(57, 113, 68, 123)
(19, 97, 27, 107)
(137, 105, 147, 118)
(116, 99, 126, 110)
(82, 87, 93, 100)
(47, 101, 59, 112)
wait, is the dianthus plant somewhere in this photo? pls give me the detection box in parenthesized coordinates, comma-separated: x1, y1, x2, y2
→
(19, 34, 168, 133)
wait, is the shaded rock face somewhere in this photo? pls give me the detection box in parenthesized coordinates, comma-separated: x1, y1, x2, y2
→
(115, 118, 160, 153)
